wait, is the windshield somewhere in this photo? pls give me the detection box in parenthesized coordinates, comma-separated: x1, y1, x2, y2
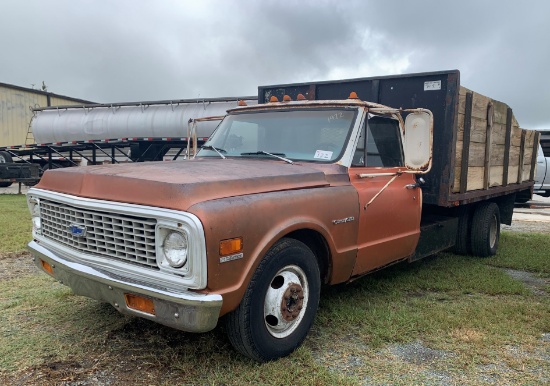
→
(197, 108, 357, 162)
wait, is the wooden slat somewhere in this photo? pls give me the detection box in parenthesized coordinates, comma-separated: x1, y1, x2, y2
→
(502, 108, 512, 186)
(517, 130, 526, 183)
(453, 166, 510, 191)
(455, 142, 520, 167)
(484, 102, 494, 189)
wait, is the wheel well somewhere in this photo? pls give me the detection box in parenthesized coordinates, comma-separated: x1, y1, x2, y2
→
(284, 229, 330, 284)
(489, 194, 515, 225)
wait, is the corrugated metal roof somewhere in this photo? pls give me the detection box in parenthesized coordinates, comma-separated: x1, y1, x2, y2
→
(0, 81, 94, 104)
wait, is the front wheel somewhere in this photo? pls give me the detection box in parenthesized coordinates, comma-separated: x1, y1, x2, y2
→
(225, 238, 321, 362)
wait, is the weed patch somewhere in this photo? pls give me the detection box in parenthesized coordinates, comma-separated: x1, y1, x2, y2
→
(1, 197, 548, 385)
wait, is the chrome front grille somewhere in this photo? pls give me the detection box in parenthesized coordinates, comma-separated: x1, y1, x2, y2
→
(40, 199, 158, 268)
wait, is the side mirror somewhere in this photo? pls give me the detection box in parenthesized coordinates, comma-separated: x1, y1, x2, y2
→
(404, 110, 433, 173)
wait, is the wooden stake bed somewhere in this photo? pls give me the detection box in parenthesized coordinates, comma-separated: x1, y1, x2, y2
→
(453, 87, 537, 193)
(258, 70, 538, 207)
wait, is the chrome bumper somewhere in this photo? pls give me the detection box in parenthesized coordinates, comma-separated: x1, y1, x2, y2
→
(28, 240, 223, 333)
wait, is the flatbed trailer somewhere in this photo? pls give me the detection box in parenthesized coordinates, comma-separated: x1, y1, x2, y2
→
(0, 97, 257, 187)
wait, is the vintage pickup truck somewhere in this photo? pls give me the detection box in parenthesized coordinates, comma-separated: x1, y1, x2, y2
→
(27, 70, 538, 362)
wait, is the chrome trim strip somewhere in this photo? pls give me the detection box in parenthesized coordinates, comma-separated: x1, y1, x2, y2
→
(28, 240, 222, 333)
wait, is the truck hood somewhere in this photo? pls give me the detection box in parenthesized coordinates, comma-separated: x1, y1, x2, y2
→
(36, 159, 333, 211)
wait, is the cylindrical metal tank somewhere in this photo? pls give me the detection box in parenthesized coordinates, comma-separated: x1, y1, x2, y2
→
(31, 98, 257, 144)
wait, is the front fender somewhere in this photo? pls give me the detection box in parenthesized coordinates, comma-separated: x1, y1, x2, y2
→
(187, 185, 359, 315)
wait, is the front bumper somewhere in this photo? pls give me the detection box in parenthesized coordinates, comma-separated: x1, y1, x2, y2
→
(28, 240, 223, 333)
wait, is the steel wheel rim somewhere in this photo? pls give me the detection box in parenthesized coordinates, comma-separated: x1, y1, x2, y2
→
(263, 264, 309, 338)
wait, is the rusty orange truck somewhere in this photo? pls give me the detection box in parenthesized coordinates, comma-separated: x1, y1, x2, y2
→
(26, 70, 538, 361)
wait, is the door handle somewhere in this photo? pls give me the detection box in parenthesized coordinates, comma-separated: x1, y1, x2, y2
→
(405, 177, 425, 189)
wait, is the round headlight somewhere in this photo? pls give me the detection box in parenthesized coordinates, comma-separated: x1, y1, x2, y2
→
(162, 231, 188, 268)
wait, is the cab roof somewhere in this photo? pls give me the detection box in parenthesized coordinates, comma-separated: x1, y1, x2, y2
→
(227, 98, 392, 114)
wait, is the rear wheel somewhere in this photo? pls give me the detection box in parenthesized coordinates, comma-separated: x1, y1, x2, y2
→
(470, 202, 500, 257)
(0, 181, 12, 188)
(225, 238, 321, 362)
(453, 207, 472, 255)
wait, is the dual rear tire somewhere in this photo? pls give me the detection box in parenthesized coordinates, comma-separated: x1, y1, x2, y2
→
(455, 202, 500, 257)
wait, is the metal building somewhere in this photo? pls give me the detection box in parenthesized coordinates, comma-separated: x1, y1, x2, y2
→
(0, 82, 92, 147)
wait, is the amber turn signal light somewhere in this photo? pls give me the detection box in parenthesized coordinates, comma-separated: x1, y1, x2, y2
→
(219, 237, 243, 256)
(124, 293, 156, 315)
(269, 96, 279, 103)
(40, 260, 54, 276)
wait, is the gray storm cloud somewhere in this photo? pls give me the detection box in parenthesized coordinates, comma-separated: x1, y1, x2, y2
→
(1, 0, 549, 130)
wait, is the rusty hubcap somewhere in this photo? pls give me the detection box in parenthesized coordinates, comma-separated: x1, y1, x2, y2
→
(281, 283, 305, 321)
(263, 265, 309, 338)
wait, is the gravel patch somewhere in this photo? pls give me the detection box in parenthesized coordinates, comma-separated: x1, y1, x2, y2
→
(386, 340, 455, 365)
(502, 221, 550, 233)
(476, 362, 512, 384)
(504, 269, 549, 297)
(0, 252, 38, 280)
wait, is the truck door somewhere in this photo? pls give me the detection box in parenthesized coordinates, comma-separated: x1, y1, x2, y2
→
(349, 115, 422, 276)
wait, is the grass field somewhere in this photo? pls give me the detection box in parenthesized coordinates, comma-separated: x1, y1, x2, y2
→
(0, 194, 548, 385)
(0, 194, 32, 253)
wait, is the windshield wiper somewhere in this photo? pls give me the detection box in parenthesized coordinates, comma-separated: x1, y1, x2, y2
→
(241, 151, 293, 164)
(201, 145, 226, 159)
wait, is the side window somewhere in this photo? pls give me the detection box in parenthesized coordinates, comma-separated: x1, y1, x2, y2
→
(352, 116, 403, 168)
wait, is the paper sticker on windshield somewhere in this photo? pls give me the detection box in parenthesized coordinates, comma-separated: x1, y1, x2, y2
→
(314, 150, 333, 160)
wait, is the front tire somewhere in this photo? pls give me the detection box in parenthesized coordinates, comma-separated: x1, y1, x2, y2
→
(471, 202, 500, 257)
(225, 238, 321, 362)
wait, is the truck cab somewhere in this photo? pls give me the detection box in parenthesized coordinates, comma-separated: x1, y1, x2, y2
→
(27, 94, 432, 362)
(198, 96, 432, 275)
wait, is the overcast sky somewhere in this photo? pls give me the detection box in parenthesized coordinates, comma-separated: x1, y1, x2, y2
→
(2, 0, 549, 130)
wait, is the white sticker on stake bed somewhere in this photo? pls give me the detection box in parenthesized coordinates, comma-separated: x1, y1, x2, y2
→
(314, 150, 333, 160)
(424, 80, 441, 91)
